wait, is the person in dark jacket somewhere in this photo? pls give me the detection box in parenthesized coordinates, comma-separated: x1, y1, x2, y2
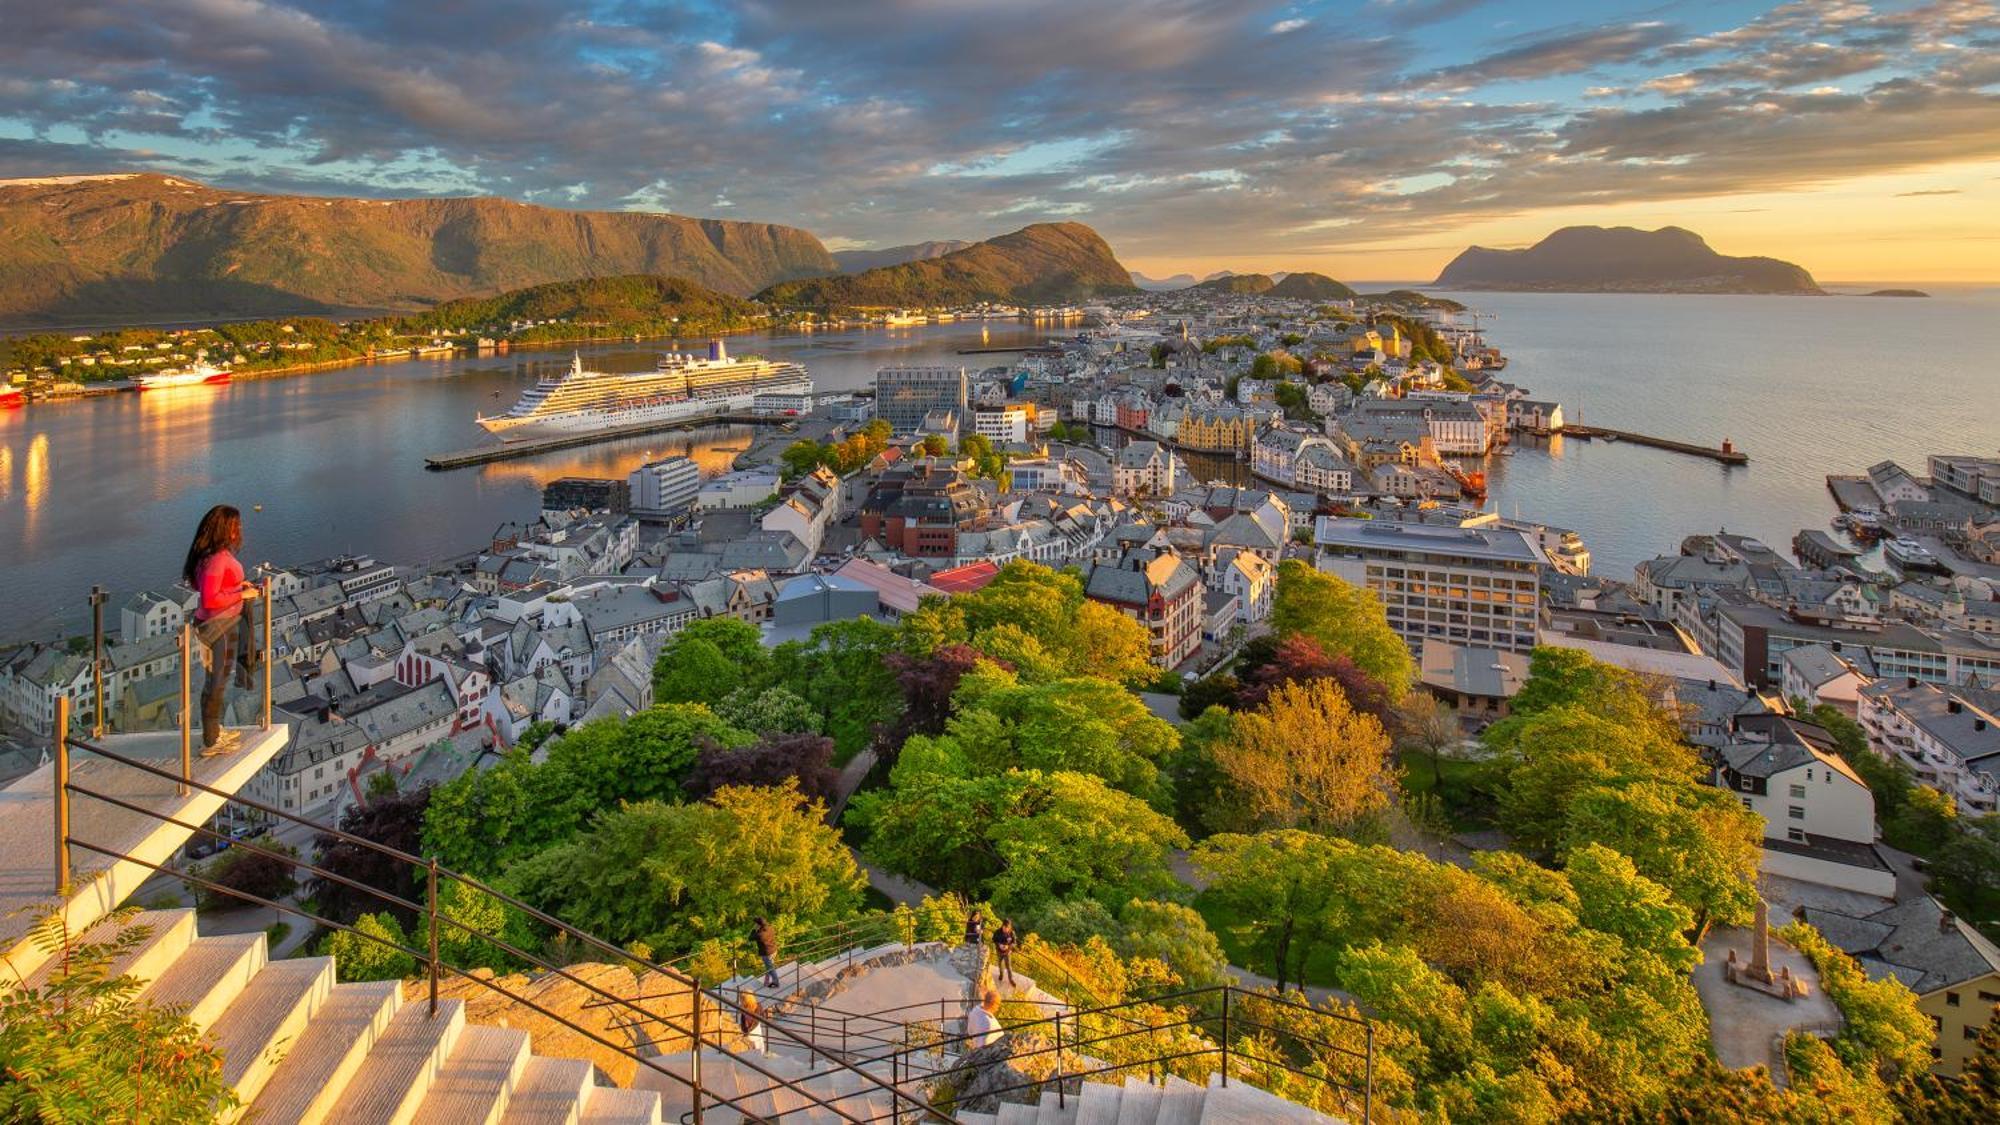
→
(753, 917, 780, 989)
(992, 919, 1017, 987)
(963, 909, 985, 947)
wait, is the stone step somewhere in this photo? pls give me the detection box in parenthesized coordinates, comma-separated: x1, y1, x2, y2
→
(409, 1024, 533, 1125)
(1038, 1086, 1084, 1125)
(242, 980, 403, 1124)
(1152, 1076, 1205, 1125)
(321, 999, 468, 1125)
(22, 907, 196, 991)
(498, 1056, 595, 1125)
(207, 955, 336, 1104)
(998, 1101, 1042, 1125)
(1075, 1080, 1124, 1125)
(1116, 1078, 1164, 1125)
(577, 1087, 664, 1125)
(136, 930, 267, 1030)
(1197, 1073, 1346, 1123)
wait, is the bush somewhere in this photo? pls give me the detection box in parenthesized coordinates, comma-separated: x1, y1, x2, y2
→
(194, 839, 299, 912)
(1780, 921, 1934, 1081)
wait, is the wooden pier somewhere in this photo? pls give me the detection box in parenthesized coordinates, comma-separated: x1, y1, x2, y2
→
(424, 413, 783, 470)
(1552, 424, 1747, 465)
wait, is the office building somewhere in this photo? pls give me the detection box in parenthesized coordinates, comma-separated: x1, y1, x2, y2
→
(628, 456, 702, 520)
(874, 366, 969, 433)
(1313, 518, 1549, 654)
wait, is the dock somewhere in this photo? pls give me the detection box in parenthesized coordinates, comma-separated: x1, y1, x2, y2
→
(955, 345, 1033, 354)
(1554, 424, 1747, 465)
(425, 413, 783, 470)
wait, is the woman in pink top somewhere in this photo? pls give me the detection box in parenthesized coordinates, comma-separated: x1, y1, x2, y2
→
(181, 505, 259, 753)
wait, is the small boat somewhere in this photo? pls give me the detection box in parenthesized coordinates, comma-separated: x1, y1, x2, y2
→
(1848, 507, 1886, 535)
(135, 362, 231, 390)
(1885, 537, 1942, 571)
(0, 384, 23, 409)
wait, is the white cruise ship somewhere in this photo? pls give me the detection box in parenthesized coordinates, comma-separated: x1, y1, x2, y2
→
(477, 340, 812, 440)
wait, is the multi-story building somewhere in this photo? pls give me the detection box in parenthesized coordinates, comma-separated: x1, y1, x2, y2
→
(873, 365, 969, 433)
(1929, 454, 2000, 504)
(1178, 407, 1258, 455)
(761, 466, 842, 557)
(1780, 644, 1872, 715)
(1714, 714, 1895, 896)
(1113, 441, 1176, 498)
(973, 403, 1035, 443)
(628, 455, 702, 519)
(1856, 679, 2000, 814)
(1313, 518, 1548, 654)
(1086, 546, 1204, 670)
(1801, 894, 2000, 1077)
(121, 589, 192, 641)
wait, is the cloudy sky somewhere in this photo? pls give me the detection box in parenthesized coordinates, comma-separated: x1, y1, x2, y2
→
(3, 0, 1997, 280)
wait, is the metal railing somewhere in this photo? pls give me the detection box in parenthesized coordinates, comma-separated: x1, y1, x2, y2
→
(46, 707, 945, 1125)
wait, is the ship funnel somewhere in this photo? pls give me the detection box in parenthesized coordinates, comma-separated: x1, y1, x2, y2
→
(709, 338, 727, 362)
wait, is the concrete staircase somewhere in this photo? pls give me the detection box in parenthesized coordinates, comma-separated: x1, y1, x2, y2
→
(953, 1073, 1345, 1125)
(46, 908, 669, 1125)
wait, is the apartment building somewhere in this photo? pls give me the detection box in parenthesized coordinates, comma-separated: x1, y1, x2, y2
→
(1313, 518, 1548, 654)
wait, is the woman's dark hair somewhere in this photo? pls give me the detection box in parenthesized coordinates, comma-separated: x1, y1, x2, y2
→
(182, 505, 243, 586)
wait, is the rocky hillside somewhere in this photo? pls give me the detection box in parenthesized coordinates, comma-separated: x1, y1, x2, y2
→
(1266, 271, 1356, 299)
(0, 173, 836, 323)
(758, 222, 1137, 308)
(832, 240, 971, 273)
(1187, 273, 1275, 294)
(1434, 226, 1822, 294)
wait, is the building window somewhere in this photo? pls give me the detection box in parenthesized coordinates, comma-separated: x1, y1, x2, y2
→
(1741, 798, 1753, 810)
(1787, 828, 1806, 843)
(1790, 784, 1807, 799)
(1946, 991, 1960, 1007)
(1788, 806, 1805, 820)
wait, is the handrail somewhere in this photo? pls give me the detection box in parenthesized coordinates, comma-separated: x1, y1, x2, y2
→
(52, 728, 946, 1125)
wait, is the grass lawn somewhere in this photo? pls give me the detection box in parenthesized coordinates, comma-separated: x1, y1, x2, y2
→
(1193, 894, 1346, 990)
(1396, 749, 1493, 832)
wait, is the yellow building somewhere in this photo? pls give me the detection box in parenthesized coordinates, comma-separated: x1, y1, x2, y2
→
(1177, 409, 1257, 455)
(1802, 896, 2000, 1077)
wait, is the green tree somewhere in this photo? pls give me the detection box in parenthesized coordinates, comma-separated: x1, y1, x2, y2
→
(1491, 703, 1700, 854)
(1563, 781, 1762, 936)
(653, 617, 770, 705)
(768, 617, 903, 758)
(900, 561, 1155, 688)
(1194, 830, 1343, 992)
(1115, 900, 1230, 990)
(416, 881, 520, 974)
(1269, 560, 1413, 699)
(503, 781, 863, 953)
(1886, 785, 1959, 854)
(853, 768, 1186, 921)
(423, 704, 750, 872)
(716, 684, 821, 736)
(1933, 814, 2000, 942)
(1211, 678, 1395, 834)
(193, 838, 300, 913)
(920, 433, 948, 457)
(780, 439, 834, 479)
(323, 911, 418, 982)
(935, 670, 1181, 807)
(0, 910, 239, 1122)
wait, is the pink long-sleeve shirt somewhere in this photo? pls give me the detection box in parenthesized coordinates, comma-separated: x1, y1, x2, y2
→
(195, 550, 244, 622)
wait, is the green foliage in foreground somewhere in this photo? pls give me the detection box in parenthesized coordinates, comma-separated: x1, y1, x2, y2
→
(0, 910, 238, 1122)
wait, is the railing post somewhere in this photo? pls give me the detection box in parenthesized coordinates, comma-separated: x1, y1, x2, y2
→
(1220, 988, 1230, 1087)
(53, 696, 71, 895)
(1055, 1009, 1066, 1110)
(691, 984, 704, 1125)
(88, 586, 106, 738)
(426, 858, 440, 1017)
(1364, 1021, 1375, 1124)
(177, 623, 192, 796)
(261, 575, 273, 730)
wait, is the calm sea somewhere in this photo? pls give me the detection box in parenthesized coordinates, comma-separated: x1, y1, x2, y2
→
(2, 295, 1996, 640)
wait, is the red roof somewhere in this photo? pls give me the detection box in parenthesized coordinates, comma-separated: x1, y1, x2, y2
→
(928, 561, 1001, 595)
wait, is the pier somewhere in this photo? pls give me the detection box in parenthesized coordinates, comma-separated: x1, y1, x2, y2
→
(424, 413, 783, 470)
(1551, 424, 1747, 465)
(955, 345, 1034, 354)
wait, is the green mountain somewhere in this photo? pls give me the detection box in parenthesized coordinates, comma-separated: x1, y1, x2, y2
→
(832, 240, 972, 272)
(1186, 273, 1275, 294)
(0, 173, 836, 324)
(409, 275, 756, 333)
(760, 223, 1138, 308)
(1266, 272, 1356, 299)
(1434, 226, 1822, 294)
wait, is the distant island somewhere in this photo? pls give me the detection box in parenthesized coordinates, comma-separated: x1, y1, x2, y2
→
(757, 222, 1137, 309)
(1434, 226, 1823, 295)
(831, 240, 970, 273)
(1130, 271, 1198, 291)
(1186, 273, 1275, 295)
(1863, 288, 1929, 298)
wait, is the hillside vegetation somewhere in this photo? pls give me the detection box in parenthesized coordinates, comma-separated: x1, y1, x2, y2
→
(759, 223, 1137, 308)
(1435, 225, 1822, 294)
(0, 173, 835, 323)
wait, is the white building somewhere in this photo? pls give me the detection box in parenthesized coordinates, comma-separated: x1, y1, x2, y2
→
(973, 403, 1033, 444)
(1112, 441, 1176, 498)
(697, 467, 780, 510)
(1314, 518, 1548, 654)
(1857, 679, 2000, 814)
(1715, 714, 1895, 897)
(629, 456, 702, 518)
(1781, 644, 1871, 715)
(121, 588, 192, 641)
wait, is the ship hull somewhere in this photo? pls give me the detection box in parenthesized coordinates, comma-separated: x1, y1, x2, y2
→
(478, 387, 798, 440)
(136, 372, 232, 391)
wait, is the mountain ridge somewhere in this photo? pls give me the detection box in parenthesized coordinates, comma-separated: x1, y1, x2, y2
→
(1434, 225, 1822, 294)
(0, 173, 837, 323)
(757, 222, 1138, 308)
(833, 240, 972, 273)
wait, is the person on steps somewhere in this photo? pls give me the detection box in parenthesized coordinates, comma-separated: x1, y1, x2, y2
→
(181, 505, 260, 755)
(753, 916, 780, 989)
(738, 991, 768, 1054)
(992, 918, 1017, 988)
(963, 908, 985, 948)
(965, 988, 1002, 1048)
